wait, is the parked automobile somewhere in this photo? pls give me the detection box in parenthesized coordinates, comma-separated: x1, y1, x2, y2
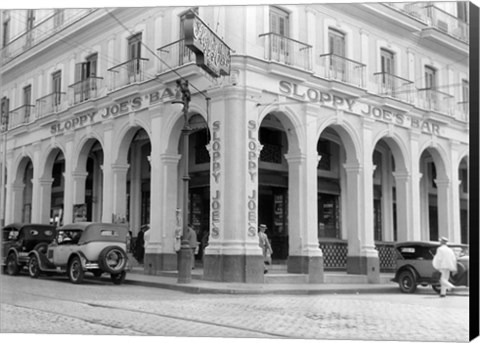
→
(391, 241, 469, 293)
(27, 222, 129, 285)
(1, 223, 56, 275)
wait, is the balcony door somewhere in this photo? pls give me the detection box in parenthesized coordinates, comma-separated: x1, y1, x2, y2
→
(23, 85, 32, 122)
(75, 54, 97, 102)
(26, 10, 35, 47)
(381, 49, 395, 95)
(269, 6, 290, 63)
(128, 33, 142, 81)
(52, 71, 62, 107)
(328, 28, 346, 80)
(425, 66, 437, 109)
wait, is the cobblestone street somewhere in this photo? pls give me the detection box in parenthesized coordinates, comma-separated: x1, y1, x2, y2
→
(0, 274, 469, 342)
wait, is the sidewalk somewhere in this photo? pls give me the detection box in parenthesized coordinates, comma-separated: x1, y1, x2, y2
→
(124, 265, 400, 295)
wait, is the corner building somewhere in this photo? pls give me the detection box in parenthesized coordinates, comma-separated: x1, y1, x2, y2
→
(0, 3, 470, 283)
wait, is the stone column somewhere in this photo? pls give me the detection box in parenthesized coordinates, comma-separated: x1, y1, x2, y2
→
(345, 118, 380, 283)
(6, 182, 24, 223)
(111, 163, 129, 223)
(393, 170, 410, 242)
(435, 178, 451, 240)
(285, 152, 324, 283)
(203, 90, 264, 283)
(128, 142, 142, 234)
(408, 131, 423, 240)
(34, 177, 54, 224)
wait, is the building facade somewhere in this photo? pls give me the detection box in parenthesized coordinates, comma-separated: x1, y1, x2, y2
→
(0, 3, 470, 283)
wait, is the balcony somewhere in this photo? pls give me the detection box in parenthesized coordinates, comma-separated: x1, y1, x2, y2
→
(2, 9, 95, 64)
(8, 105, 34, 130)
(424, 4, 469, 43)
(68, 77, 104, 106)
(157, 39, 195, 74)
(384, 2, 428, 21)
(453, 101, 469, 122)
(259, 33, 312, 71)
(319, 53, 366, 88)
(108, 58, 149, 91)
(416, 88, 454, 115)
(374, 72, 415, 103)
(35, 92, 67, 119)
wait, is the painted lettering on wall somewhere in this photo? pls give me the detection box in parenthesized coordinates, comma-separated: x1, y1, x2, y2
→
(211, 121, 221, 183)
(247, 189, 257, 237)
(50, 87, 174, 135)
(279, 81, 442, 135)
(247, 120, 258, 182)
(211, 190, 220, 238)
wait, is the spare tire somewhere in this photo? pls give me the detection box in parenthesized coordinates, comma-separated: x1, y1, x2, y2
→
(98, 246, 127, 274)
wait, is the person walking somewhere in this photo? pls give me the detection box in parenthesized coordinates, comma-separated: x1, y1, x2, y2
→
(432, 236, 457, 297)
(258, 224, 273, 274)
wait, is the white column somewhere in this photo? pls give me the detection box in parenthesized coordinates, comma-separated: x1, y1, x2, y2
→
(62, 140, 74, 224)
(408, 132, 423, 240)
(6, 182, 24, 223)
(435, 178, 451, 241)
(129, 142, 142, 234)
(35, 178, 53, 224)
(111, 163, 129, 223)
(101, 127, 113, 223)
(448, 143, 462, 243)
(393, 170, 410, 242)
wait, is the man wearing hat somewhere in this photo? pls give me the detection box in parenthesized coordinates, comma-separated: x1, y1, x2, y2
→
(258, 224, 273, 274)
(432, 236, 458, 297)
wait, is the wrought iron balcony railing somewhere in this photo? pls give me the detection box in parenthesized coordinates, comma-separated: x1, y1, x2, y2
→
(453, 101, 469, 122)
(384, 2, 428, 21)
(68, 77, 104, 106)
(425, 4, 469, 43)
(416, 88, 454, 115)
(259, 33, 312, 71)
(107, 58, 149, 91)
(157, 39, 196, 74)
(8, 105, 34, 129)
(374, 72, 415, 103)
(319, 53, 366, 88)
(1, 9, 95, 64)
(35, 92, 67, 118)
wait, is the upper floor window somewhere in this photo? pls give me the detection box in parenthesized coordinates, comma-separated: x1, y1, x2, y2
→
(75, 53, 98, 81)
(128, 33, 142, 77)
(26, 10, 35, 31)
(52, 71, 62, 106)
(23, 85, 32, 119)
(269, 6, 289, 37)
(425, 66, 437, 89)
(54, 9, 65, 27)
(328, 28, 345, 57)
(462, 79, 469, 103)
(2, 17, 9, 47)
(457, 1, 469, 22)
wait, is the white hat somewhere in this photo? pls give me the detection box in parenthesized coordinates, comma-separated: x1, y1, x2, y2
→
(439, 236, 449, 244)
(259, 224, 267, 229)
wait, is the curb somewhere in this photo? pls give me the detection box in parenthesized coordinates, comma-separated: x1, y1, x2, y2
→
(123, 277, 401, 295)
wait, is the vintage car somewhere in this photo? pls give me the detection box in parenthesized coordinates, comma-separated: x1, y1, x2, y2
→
(391, 241, 469, 293)
(27, 222, 129, 284)
(1, 223, 56, 275)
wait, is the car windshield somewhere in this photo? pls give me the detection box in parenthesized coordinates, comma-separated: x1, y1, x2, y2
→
(3, 228, 19, 241)
(57, 229, 82, 244)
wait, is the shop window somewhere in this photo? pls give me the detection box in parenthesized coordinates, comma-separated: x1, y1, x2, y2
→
(318, 193, 340, 239)
(259, 127, 282, 164)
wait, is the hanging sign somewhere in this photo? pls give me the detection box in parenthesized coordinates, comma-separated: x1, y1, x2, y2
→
(183, 11, 231, 78)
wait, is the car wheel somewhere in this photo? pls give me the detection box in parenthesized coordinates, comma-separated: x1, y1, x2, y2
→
(398, 270, 417, 293)
(110, 271, 126, 285)
(28, 255, 40, 278)
(432, 284, 441, 294)
(33, 242, 49, 255)
(68, 256, 84, 284)
(6, 252, 20, 276)
(98, 246, 127, 274)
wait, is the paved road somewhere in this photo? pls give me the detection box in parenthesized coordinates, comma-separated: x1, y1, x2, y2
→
(0, 273, 469, 342)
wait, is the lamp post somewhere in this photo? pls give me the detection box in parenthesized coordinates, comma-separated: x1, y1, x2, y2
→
(0, 97, 8, 228)
(172, 79, 193, 284)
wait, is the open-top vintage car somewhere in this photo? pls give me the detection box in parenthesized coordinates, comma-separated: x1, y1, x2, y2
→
(27, 222, 129, 284)
(2, 223, 56, 275)
(391, 241, 469, 293)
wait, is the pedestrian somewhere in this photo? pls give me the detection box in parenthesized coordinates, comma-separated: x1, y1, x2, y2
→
(184, 226, 198, 270)
(134, 225, 147, 264)
(258, 224, 273, 274)
(432, 236, 458, 297)
(143, 225, 151, 250)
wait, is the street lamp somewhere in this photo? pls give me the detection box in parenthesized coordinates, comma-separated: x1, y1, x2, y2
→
(172, 79, 193, 284)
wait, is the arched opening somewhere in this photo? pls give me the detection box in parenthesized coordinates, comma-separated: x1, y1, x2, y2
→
(22, 160, 33, 223)
(458, 156, 468, 244)
(49, 149, 65, 226)
(258, 113, 289, 261)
